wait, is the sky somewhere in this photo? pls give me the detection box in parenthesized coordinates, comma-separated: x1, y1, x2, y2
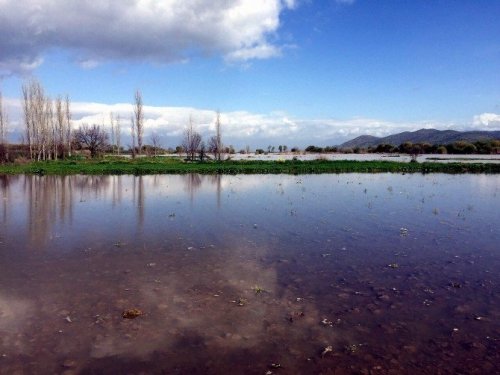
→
(0, 0, 499, 148)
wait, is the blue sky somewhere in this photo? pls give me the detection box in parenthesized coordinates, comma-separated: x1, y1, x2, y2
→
(0, 0, 499, 148)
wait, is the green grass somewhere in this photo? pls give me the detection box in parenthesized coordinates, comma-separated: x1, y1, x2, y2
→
(0, 157, 498, 175)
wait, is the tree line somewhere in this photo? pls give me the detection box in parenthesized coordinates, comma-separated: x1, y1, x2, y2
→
(304, 140, 500, 155)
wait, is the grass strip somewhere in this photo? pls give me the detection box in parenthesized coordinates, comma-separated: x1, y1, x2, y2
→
(0, 157, 498, 175)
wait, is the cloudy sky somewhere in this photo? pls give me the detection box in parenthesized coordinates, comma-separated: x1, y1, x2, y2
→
(0, 0, 499, 148)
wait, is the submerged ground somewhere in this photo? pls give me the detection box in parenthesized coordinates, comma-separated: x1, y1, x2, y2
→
(0, 173, 498, 374)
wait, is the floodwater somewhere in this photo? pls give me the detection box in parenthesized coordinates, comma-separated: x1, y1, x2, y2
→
(229, 153, 500, 164)
(0, 174, 498, 374)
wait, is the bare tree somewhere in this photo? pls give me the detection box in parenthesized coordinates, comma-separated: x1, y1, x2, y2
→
(0, 90, 7, 145)
(115, 114, 121, 155)
(215, 110, 222, 161)
(0, 90, 8, 162)
(133, 90, 144, 155)
(55, 96, 68, 160)
(208, 135, 218, 159)
(65, 95, 72, 157)
(130, 115, 136, 158)
(73, 124, 109, 158)
(198, 141, 206, 161)
(182, 116, 202, 161)
(150, 132, 161, 157)
(21, 81, 72, 161)
(110, 112, 116, 154)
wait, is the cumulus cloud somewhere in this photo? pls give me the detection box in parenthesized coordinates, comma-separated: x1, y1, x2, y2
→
(473, 113, 500, 129)
(0, 0, 296, 75)
(3, 97, 497, 147)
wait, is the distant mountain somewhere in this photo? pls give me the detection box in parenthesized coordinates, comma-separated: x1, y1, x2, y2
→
(340, 129, 500, 149)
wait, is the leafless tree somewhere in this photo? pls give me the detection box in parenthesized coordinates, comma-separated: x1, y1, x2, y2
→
(198, 141, 206, 161)
(65, 95, 72, 157)
(182, 116, 202, 161)
(215, 110, 222, 161)
(115, 114, 121, 155)
(133, 90, 144, 155)
(73, 124, 109, 158)
(130, 115, 136, 158)
(54, 96, 70, 159)
(208, 136, 218, 159)
(110, 112, 116, 154)
(150, 132, 161, 157)
(22, 79, 47, 160)
(0, 90, 7, 145)
(0, 91, 8, 162)
(22, 79, 72, 161)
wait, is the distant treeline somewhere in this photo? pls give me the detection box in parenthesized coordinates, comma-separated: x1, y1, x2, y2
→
(305, 140, 500, 155)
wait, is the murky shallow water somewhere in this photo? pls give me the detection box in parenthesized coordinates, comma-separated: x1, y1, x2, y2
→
(0, 174, 499, 374)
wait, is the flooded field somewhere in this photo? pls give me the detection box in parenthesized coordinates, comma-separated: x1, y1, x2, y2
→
(0, 173, 499, 374)
(229, 153, 500, 164)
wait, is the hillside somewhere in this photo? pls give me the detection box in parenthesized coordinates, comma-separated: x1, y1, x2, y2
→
(340, 129, 500, 148)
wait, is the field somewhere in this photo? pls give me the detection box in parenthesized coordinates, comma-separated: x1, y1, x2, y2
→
(1, 157, 499, 175)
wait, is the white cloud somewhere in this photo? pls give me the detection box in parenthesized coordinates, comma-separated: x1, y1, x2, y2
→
(472, 113, 500, 129)
(0, 0, 296, 75)
(2, 98, 497, 147)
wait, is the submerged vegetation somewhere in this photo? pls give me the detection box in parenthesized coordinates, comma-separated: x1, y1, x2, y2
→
(0, 157, 498, 175)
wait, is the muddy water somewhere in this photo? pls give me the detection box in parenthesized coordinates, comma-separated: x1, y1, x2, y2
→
(0, 174, 498, 374)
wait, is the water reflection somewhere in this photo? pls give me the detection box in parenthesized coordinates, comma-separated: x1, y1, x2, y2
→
(0, 173, 498, 373)
(0, 174, 227, 247)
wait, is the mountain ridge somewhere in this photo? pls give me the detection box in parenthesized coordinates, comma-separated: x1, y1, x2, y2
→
(340, 129, 500, 148)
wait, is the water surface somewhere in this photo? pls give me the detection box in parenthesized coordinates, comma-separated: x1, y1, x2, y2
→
(0, 174, 498, 374)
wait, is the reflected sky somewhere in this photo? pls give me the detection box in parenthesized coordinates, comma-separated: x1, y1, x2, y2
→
(0, 174, 499, 374)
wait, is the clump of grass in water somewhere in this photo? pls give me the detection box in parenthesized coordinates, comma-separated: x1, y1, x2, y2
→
(252, 285, 266, 294)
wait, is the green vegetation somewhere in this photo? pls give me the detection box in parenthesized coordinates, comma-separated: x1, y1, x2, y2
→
(0, 157, 498, 175)
(306, 139, 500, 155)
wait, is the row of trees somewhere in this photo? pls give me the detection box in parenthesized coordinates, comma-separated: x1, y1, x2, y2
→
(22, 80, 72, 161)
(303, 140, 499, 155)
(359, 140, 499, 155)
(0, 80, 226, 161)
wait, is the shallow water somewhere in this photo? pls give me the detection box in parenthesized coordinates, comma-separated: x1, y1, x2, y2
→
(0, 174, 499, 374)
(229, 153, 500, 164)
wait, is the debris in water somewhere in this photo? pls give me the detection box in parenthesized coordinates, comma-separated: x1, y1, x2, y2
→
(269, 363, 282, 369)
(122, 309, 143, 319)
(344, 344, 358, 353)
(388, 263, 399, 269)
(232, 298, 246, 307)
(321, 345, 333, 357)
(64, 316, 72, 323)
(321, 318, 333, 327)
(400, 228, 409, 236)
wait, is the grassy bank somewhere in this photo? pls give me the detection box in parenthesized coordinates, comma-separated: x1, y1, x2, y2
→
(0, 157, 499, 175)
